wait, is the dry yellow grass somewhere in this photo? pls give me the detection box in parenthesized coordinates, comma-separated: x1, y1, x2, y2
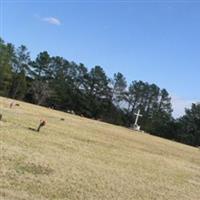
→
(0, 96, 200, 200)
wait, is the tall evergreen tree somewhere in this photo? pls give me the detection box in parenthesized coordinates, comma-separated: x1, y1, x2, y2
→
(30, 51, 51, 80)
(29, 51, 51, 105)
(85, 66, 112, 118)
(9, 45, 30, 99)
(48, 57, 75, 109)
(0, 39, 13, 96)
(177, 103, 200, 146)
(111, 72, 127, 107)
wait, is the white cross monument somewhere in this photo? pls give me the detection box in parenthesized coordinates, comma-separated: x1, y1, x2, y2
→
(133, 109, 142, 131)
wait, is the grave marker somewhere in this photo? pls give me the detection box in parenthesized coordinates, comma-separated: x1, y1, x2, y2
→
(37, 120, 47, 132)
(133, 109, 142, 131)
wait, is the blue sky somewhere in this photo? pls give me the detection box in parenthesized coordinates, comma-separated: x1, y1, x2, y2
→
(1, 0, 200, 117)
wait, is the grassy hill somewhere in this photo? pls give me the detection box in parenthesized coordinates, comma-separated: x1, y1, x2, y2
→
(0, 96, 200, 200)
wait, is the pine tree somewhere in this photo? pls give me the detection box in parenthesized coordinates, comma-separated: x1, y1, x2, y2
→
(29, 51, 51, 105)
(111, 72, 127, 107)
(9, 45, 30, 99)
(0, 39, 13, 96)
(178, 103, 200, 146)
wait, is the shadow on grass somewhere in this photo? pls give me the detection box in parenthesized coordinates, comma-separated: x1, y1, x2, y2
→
(28, 127, 38, 132)
(15, 162, 54, 175)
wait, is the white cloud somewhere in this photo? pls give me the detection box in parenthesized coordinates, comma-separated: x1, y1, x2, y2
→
(42, 17, 61, 26)
(171, 96, 197, 118)
(34, 14, 61, 26)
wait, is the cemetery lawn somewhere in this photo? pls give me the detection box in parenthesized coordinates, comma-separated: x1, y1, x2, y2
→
(0, 96, 200, 200)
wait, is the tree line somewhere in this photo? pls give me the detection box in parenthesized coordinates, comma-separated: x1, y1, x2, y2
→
(0, 37, 199, 147)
